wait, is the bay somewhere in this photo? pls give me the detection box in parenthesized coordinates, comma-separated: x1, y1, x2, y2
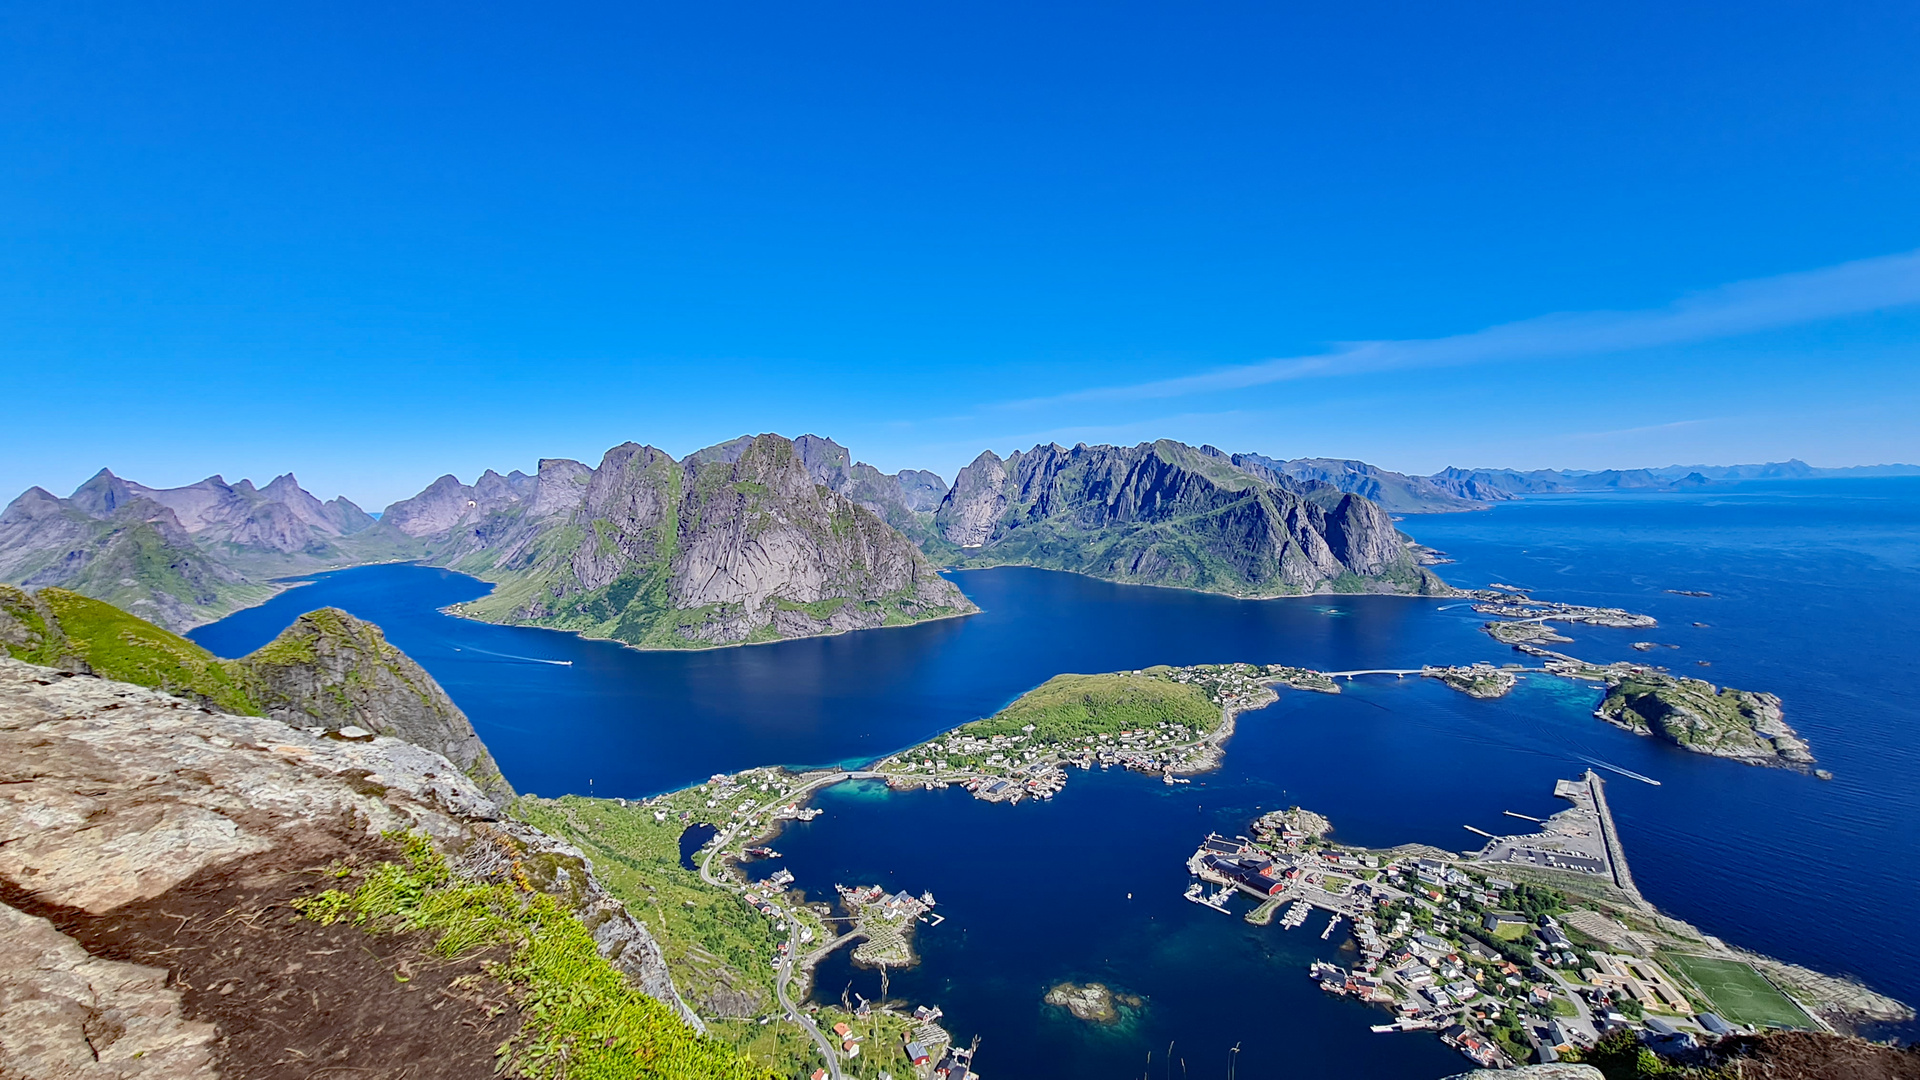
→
(190, 477, 1920, 1077)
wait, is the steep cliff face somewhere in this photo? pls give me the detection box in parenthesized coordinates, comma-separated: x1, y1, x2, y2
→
(933, 440, 1443, 596)
(412, 434, 974, 648)
(237, 608, 514, 801)
(783, 435, 949, 550)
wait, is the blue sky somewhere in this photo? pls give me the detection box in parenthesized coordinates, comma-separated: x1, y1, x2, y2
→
(4, 0, 1918, 509)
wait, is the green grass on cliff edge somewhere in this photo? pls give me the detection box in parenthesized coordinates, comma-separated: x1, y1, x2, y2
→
(0, 586, 264, 715)
(960, 669, 1221, 743)
(297, 833, 774, 1080)
(513, 797, 786, 1018)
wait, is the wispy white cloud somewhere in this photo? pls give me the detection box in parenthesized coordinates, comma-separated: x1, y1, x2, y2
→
(999, 248, 1920, 409)
(1556, 417, 1723, 442)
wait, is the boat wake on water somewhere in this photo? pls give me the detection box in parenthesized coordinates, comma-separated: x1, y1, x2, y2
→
(1579, 755, 1661, 786)
(451, 646, 573, 667)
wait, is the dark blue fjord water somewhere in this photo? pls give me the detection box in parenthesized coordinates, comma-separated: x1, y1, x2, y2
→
(192, 478, 1920, 1078)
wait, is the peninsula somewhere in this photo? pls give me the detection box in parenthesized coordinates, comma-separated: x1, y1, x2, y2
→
(1181, 771, 1911, 1070)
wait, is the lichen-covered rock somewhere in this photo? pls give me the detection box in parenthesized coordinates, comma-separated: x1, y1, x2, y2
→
(236, 608, 514, 803)
(0, 903, 216, 1079)
(0, 657, 700, 1032)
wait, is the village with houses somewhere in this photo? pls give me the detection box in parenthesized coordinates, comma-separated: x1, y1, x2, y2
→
(1178, 769, 1885, 1071)
(529, 632, 1885, 1080)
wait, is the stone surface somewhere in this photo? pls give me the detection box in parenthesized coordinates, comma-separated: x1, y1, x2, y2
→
(0, 657, 701, 1031)
(1439, 1066, 1603, 1080)
(0, 902, 216, 1079)
(238, 608, 515, 802)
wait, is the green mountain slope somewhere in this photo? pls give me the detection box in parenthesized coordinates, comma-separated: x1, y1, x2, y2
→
(932, 439, 1448, 597)
(384, 434, 975, 649)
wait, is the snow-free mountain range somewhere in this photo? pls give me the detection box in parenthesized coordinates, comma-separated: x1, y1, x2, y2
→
(2, 432, 1909, 640)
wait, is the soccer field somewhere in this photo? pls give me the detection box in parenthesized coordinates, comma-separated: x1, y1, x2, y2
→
(1665, 954, 1816, 1029)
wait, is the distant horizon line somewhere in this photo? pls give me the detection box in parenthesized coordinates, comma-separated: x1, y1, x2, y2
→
(23, 444, 1920, 514)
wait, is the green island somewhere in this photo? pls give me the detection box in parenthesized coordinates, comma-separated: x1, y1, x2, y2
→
(873, 664, 1284, 800)
(1423, 662, 1522, 699)
(1596, 672, 1815, 769)
(1465, 590, 1823, 771)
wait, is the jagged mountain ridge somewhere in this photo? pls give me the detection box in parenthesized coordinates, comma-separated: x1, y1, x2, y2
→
(1232, 453, 1486, 513)
(382, 433, 973, 648)
(0, 469, 404, 631)
(931, 439, 1445, 596)
(0, 479, 274, 632)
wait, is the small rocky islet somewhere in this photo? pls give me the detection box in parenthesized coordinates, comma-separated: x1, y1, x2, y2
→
(1043, 981, 1145, 1025)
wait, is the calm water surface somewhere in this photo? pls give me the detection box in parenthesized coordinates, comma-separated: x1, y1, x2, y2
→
(192, 478, 1920, 1078)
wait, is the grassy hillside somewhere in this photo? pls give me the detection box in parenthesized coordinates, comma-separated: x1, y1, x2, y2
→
(298, 833, 777, 1080)
(0, 585, 264, 714)
(961, 669, 1222, 742)
(513, 796, 787, 1018)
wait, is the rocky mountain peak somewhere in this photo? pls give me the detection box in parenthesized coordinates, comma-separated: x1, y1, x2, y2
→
(792, 434, 853, 493)
(240, 607, 513, 803)
(933, 439, 1439, 597)
(424, 433, 974, 648)
(68, 468, 136, 516)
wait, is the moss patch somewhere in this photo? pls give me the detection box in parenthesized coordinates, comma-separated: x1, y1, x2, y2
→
(297, 833, 775, 1080)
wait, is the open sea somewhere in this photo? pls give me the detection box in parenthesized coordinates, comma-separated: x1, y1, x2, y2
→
(191, 477, 1920, 1079)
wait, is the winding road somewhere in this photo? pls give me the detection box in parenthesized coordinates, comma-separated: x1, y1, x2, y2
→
(696, 769, 885, 1080)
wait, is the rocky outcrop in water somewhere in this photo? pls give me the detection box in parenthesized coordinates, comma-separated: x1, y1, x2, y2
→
(932, 440, 1443, 596)
(398, 434, 973, 648)
(1597, 672, 1814, 768)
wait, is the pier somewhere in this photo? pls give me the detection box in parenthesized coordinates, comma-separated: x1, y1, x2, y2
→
(1245, 896, 1284, 925)
(1586, 769, 1650, 910)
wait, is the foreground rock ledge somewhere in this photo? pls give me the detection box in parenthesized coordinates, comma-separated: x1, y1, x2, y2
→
(0, 657, 698, 1077)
